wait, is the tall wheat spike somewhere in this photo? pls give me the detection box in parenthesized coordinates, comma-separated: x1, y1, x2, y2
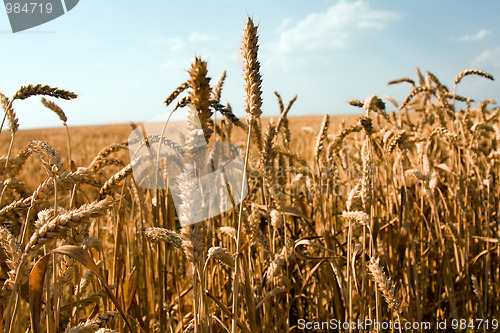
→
(242, 17, 264, 151)
(188, 57, 213, 140)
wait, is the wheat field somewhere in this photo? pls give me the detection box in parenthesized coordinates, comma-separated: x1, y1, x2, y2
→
(0, 17, 499, 332)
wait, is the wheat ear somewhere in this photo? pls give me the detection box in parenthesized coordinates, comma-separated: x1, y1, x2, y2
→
(454, 69, 494, 85)
(242, 17, 263, 151)
(314, 114, 330, 161)
(165, 82, 189, 107)
(26, 197, 114, 253)
(0, 92, 18, 134)
(188, 57, 213, 140)
(144, 227, 184, 250)
(12, 84, 77, 101)
(368, 257, 401, 313)
(212, 70, 227, 102)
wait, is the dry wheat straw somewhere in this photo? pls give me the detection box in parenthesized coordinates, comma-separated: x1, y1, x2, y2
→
(276, 94, 297, 144)
(99, 164, 133, 198)
(177, 170, 205, 262)
(144, 227, 184, 250)
(207, 246, 235, 268)
(95, 329, 118, 333)
(348, 99, 364, 108)
(429, 127, 458, 142)
(387, 130, 406, 154)
(0, 168, 96, 222)
(177, 165, 207, 331)
(471, 275, 482, 302)
(211, 101, 246, 129)
(2, 178, 30, 198)
(0, 147, 31, 177)
(269, 209, 282, 229)
(400, 87, 435, 110)
(165, 82, 189, 107)
(0, 228, 23, 289)
(212, 70, 227, 103)
(75, 261, 102, 295)
(243, 204, 269, 250)
(426, 71, 449, 91)
(387, 77, 416, 87)
(273, 146, 308, 166)
(446, 93, 470, 102)
(342, 211, 370, 225)
(28, 140, 64, 175)
(242, 19, 263, 120)
(89, 144, 127, 167)
(274, 92, 284, 113)
(314, 114, 329, 161)
(188, 57, 213, 140)
(368, 257, 401, 313)
(219, 226, 236, 240)
(89, 158, 124, 172)
(232, 54, 258, 328)
(26, 197, 114, 253)
(327, 124, 362, 157)
(12, 84, 77, 101)
(363, 95, 385, 113)
(242, 17, 264, 151)
(283, 95, 297, 115)
(0, 92, 18, 133)
(65, 311, 118, 332)
(266, 245, 291, 281)
(358, 116, 374, 135)
(40, 98, 67, 124)
(454, 69, 494, 85)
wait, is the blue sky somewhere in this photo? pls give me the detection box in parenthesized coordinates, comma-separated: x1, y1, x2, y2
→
(0, 0, 499, 129)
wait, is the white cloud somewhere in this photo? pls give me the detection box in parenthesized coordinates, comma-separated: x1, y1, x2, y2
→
(148, 32, 217, 56)
(472, 47, 500, 68)
(267, 0, 400, 71)
(188, 32, 217, 43)
(149, 36, 184, 51)
(275, 18, 291, 33)
(456, 29, 491, 41)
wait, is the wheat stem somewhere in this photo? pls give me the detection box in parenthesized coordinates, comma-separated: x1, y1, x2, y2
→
(231, 121, 252, 333)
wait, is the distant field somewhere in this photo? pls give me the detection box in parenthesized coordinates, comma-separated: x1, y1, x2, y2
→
(0, 114, 358, 187)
